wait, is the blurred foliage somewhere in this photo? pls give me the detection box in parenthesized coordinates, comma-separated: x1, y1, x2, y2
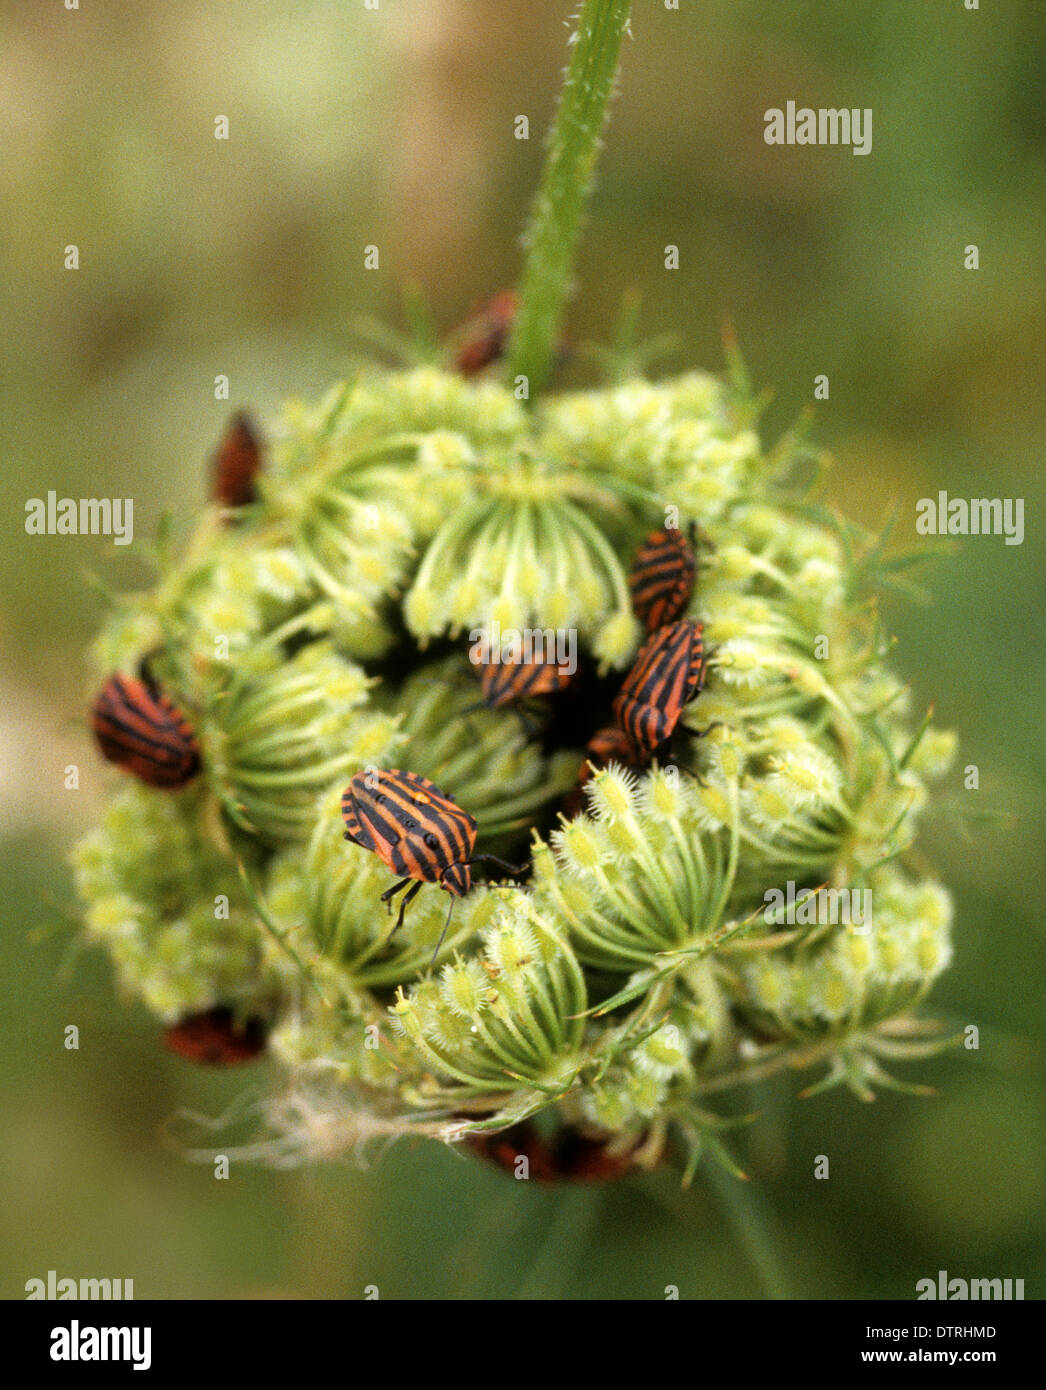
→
(1, 0, 1043, 1298)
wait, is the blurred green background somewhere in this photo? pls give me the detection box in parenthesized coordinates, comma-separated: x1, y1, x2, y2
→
(2, 0, 1043, 1299)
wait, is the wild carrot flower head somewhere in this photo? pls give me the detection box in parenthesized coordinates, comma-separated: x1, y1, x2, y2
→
(73, 360, 956, 1175)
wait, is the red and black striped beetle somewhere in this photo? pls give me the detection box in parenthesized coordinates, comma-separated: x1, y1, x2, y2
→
(628, 525, 697, 632)
(92, 671, 201, 789)
(612, 619, 707, 761)
(163, 1007, 267, 1066)
(341, 769, 521, 955)
(211, 410, 262, 509)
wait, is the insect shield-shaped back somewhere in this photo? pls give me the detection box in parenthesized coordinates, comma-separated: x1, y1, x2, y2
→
(613, 619, 706, 760)
(581, 725, 636, 777)
(92, 673, 201, 788)
(163, 1007, 267, 1066)
(563, 724, 638, 819)
(478, 654, 575, 709)
(341, 769, 526, 958)
(341, 769, 478, 888)
(211, 410, 262, 509)
(628, 526, 697, 632)
(452, 290, 519, 377)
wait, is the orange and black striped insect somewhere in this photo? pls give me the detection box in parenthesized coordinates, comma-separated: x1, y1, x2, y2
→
(92, 671, 201, 788)
(478, 655, 575, 710)
(612, 619, 706, 760)
(563, 725, 637, 819)
(163, 1007, 266, 1066)
(452, 290, 518, 377)
(211, 410, 262, 509)
(629, 525, 697, 632)
(341, 769, 522, 954)
(582, 723, 639, 772)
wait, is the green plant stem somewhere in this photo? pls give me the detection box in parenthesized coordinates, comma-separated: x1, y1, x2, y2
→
(514, 1187, 605, 1299)
(506, 0, 632, 398)
(703, 1158, 795, 1300)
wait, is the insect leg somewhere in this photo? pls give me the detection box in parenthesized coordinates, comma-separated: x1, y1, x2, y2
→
(380, 876, 414, 917)
(691, 720, 723, 740)
(515, 704, 540, 741)
(136, 646, 165, 693)
(385, 879, 422, 940)
(457, 697, 487, 741)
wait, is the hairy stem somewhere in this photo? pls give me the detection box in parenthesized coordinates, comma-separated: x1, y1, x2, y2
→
(506, 0, 632, 398)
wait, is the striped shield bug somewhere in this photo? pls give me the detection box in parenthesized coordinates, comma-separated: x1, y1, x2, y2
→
(452, 290, 519, 377)
(563, 725, 637, 819)
(478, 655, 575, 710)
(628, 525, 697, 632)
(92, 672, 201, 788)
(579, 724, 636, 781)
(211, 410, 262, 508)
(341, 769, 523, 956)
(163, 1007, 266, 1066)
(612, 619, 707, 761)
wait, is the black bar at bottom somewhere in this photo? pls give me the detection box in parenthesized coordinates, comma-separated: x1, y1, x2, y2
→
(0, 1297, 1037, 1374)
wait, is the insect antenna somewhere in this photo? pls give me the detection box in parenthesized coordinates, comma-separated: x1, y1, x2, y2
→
(670, 761, 708, 787)
(429, 894, 457, 968)
(470, 853, 530, 877)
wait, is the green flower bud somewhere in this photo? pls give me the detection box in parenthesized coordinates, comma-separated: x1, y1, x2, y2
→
(70, 785, 273, 1020)
(735, 868, 953, 1044)
(536, 764, 739, 970)
(206, 642, 401, 844)
(391, 894, 586, 1108)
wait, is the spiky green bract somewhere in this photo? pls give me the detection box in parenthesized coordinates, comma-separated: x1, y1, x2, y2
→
(392, 891, 588, 1130)
(204, 641, 400, 845)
